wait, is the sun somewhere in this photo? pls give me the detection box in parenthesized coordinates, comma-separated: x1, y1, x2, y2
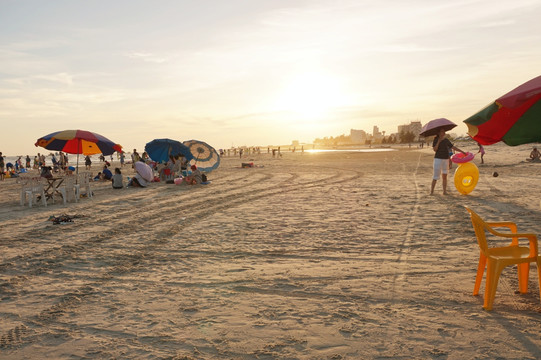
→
(273, 72, 348, 120)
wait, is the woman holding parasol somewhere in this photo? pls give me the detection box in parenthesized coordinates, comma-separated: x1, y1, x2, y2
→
(420, 118, 467, 195)
(431, 127, 467, 195)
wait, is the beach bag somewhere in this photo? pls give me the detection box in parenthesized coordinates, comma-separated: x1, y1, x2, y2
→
(202, 174, 207, 182)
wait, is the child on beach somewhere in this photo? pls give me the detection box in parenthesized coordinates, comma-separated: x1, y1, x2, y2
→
(111, 168, 123, 189)
(477, 142, 485, 164)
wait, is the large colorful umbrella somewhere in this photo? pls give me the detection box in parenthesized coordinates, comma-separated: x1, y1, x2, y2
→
(183, 140, 220, 172)
(35, 129, 122, 178)
(464, 75, 541, 146)
(419, 118, 457, 137)
(144, 138, 194, 163)
(35, 129, 122, 155)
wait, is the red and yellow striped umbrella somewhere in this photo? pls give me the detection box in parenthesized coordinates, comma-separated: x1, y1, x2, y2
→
(35, 129, 122, 155)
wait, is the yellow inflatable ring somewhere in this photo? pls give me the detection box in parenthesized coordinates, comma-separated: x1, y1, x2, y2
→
(454, 162, 479, 195)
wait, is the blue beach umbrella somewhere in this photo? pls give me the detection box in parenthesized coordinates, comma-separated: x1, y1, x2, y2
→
(183, 140, 220, 172)
(144, 138, 193, 163)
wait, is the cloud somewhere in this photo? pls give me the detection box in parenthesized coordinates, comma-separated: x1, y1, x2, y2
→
(477, 19, 515, 28)
(124, 52, 169, 63)
(33, 73, 74, 85)
(373, 44, 457, 53)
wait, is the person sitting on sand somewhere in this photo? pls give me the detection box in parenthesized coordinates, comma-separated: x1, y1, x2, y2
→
(40, 166, 53, 179)
(101, 165, 113, 180)
(111, 168, 123, 189)
(184, 164, 202, 185)
(527, 148, 540, 161)
(159, 155, 176, 181)
(179, 155, 188, 172)
(65, 166, 75, 175)
(127, 172, 148, 187)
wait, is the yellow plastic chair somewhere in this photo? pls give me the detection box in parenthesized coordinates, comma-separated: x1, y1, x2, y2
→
(465, 206, 541, 310)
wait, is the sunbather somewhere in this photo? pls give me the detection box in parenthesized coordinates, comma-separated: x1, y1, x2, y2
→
(528, 147, 541, 162)
(184, 164, 202, 185)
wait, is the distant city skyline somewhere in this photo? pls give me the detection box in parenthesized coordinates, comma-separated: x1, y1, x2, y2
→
(2, 0, 540, 155)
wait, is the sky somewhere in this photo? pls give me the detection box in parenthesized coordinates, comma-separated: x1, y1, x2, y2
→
(1, 0, 541, 155)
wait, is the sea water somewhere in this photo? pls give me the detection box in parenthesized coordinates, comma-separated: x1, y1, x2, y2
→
(305, 148, 396, 153)
(1, 153, 118, 168)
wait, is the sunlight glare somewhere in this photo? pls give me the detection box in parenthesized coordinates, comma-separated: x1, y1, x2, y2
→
(273, 72, 348, 120)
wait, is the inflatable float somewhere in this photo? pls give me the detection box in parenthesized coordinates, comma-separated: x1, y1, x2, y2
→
(451, 152, 475, 164)
(454, 162, 479, 195)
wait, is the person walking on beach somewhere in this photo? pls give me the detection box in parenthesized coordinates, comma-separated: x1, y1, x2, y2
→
(85, 155, 92, 170)
(477, 142, 485, 164)
(430, 128, 466, 195)
(131, 149, 140, 168)
(119, 151, 125, 167)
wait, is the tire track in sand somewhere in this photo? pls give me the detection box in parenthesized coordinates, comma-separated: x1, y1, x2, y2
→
(0, 165, 362, 350)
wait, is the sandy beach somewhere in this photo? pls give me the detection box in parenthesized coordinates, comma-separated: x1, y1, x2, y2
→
(1, 142, 541, 359)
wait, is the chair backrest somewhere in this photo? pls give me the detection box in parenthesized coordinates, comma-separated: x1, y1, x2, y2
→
(465, 206, 490, 255)
(31, 180, 44, 193)
(64, 175, 75, 187)
(78, 172, 90, 185)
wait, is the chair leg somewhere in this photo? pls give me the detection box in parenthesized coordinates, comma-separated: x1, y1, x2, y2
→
(40, 190, 47, 207)
(518, 262, 530, 294)
(59, 188, 67, 204)
(484, 259, 504, 311)
(537, 258, 541, 304)
(474, 254, 486, 296)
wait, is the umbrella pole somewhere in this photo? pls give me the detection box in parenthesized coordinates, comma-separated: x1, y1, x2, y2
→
(76, 139, 80, 184)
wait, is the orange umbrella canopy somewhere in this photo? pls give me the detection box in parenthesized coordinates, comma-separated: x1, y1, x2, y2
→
(35, 129, 122, 155)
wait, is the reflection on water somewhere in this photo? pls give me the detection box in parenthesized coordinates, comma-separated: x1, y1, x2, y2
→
(306, 148, 396, 153)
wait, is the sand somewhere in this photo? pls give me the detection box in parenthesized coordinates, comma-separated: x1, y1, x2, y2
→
(1, 142, 541, 359)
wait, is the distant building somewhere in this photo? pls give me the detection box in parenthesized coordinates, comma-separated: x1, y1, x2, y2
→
(398, 121, 422, 141)
(372, 126, 384, 143)
(350, 129, 368, 144)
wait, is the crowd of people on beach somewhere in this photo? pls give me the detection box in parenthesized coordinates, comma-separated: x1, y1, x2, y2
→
(0, 145, 214, 191)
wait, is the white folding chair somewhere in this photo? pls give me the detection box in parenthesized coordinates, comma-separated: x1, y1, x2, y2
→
(20, 177, 47, 208)
(56, 175, 78, 203)
(76, 172, 92, 198)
